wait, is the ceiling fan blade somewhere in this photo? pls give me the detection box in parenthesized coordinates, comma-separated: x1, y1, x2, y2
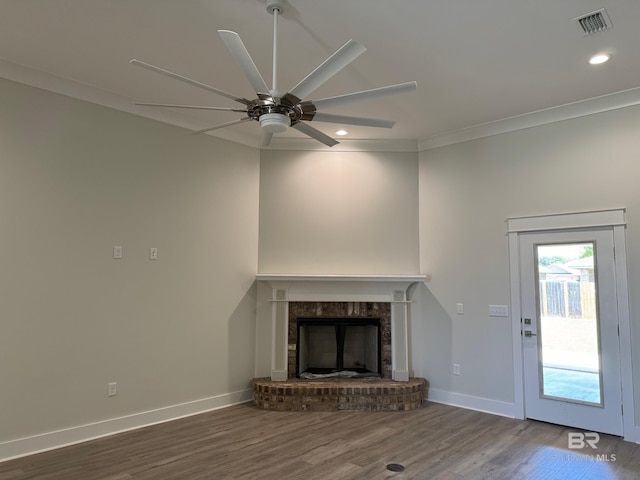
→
(189, 117, 252, 135)
(130, 59, 252, 106)
(292, 122, 339, 147)
(133, 102, 247, 112)
(312, 81, 417, 110)
(286, 39, 366, 102)
(310, 113, 395, 129)
(218, 30, 270, 94)
(260, 132, 274, 147)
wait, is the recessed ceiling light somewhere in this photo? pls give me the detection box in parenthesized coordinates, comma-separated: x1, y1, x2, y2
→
(336, 129, 348, 136)
(589, 53, 611, 65)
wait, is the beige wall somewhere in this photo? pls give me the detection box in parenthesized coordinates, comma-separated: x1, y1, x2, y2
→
(258, 149, 420, 274)
(416, 105, 640, 419)
(0, 79, 260, 443)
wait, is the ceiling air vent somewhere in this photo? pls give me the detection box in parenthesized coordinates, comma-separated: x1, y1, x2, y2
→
(574, 8, 613, 35)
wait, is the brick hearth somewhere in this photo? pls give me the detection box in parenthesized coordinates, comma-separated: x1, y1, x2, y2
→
(252, 377, 427, 412)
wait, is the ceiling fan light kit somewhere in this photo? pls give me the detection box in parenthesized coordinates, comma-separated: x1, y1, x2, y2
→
(130, 0, 417, 147)
(260, 112, 290, 133)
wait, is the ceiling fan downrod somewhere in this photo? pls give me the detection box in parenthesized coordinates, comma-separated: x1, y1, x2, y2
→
(266, 0, 286, 94)
(263, 0, 289, 133)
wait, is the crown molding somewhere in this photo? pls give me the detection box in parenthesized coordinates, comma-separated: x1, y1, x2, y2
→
(418, 86, 640, 151)
(264, 137, 419, 152)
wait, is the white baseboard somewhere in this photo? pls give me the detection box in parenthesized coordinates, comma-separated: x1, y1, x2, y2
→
(427, 388, 517, 418)
(0, 388, 253, 463)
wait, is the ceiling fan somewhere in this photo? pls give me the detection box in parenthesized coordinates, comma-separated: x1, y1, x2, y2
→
(130, 0, 417, 147)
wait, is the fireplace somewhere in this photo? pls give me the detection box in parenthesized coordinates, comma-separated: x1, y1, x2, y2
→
(256, 274, 425, 382)
(297, 318, 381, 377)
(290, 301, 391, 378)
(254, 274, 427, 411)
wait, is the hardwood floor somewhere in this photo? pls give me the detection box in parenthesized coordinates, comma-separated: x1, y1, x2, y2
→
(2, 401, 640, 479)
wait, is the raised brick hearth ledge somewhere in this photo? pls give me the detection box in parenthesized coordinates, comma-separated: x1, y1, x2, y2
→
(252, 377, 427, 412)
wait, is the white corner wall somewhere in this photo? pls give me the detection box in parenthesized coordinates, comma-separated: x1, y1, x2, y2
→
(0, 78, 260, 460)
(255, 149, 421, 378)
(416, 104, 640, 425)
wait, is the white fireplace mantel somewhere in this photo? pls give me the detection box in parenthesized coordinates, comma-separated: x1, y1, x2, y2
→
(256, 273, 426, 302)
(256, 274, 426, 282)
(256, 273, 426, 382)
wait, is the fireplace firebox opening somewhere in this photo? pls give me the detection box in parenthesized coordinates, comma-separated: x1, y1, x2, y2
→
(296, 318, 382, 378)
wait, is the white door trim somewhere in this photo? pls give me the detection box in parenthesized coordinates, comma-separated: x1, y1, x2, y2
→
(612, 223, 636, 441)
(507, 208, 626, 233)
(507, 208, 636, 441)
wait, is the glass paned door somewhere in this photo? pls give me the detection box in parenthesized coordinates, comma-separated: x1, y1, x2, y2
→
(520, 229, 622, 435)
(536, 243, 601, 405)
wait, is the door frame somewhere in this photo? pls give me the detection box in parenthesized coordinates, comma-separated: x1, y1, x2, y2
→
(507, 209, 635, 440)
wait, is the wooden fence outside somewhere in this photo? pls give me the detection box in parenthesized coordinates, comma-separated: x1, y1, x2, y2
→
(539, 280, 596, 319)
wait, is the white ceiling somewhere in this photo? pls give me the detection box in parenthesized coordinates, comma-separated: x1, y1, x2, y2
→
(1, 0, 639, 151)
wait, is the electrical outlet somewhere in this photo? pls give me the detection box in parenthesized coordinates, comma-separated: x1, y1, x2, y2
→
(108, 382, 117, 397)
(113, 245, 122, 259)
(489, 305, 509, 317)
(453, 364, 460, 376)
(149, 247, 158, 260)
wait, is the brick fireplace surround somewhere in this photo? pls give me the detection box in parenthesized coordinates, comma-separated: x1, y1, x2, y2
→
(254, 274, 427, 411)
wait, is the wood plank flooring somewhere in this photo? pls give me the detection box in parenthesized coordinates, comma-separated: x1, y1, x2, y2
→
(2, 401, 640, 479)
